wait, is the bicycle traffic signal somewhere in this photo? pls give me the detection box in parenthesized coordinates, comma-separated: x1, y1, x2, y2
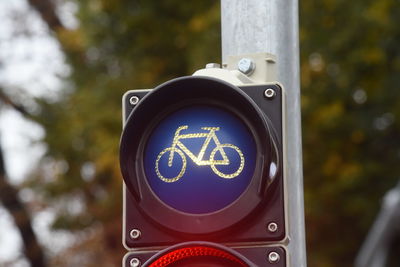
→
(120, 64, 287, 266)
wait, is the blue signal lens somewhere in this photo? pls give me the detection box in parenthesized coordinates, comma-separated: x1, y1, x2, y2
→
(144, 105, 256, 214)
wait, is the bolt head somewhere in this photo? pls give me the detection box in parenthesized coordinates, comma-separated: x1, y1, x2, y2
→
(129, 96, 140, 105)
(237, 58, 255, 75)
(205, 63, 221, 69)
(264, 88, 276, 99)
(130, 229, 141, 240)
(267, 222, 278, 233)
(130, 258, 141, 267)
(268, 251, 280, 263)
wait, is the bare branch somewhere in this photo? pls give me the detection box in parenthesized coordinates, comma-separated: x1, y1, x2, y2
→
(0, 89, 31, 118)
(0, 1, 64, 266)
(26, 0, 87, 67)
(0, 145, 47, 267)
(26, 0, 64, 32)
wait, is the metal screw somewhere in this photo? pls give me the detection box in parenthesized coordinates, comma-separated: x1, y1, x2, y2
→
(130, 229, 141, 240)
(129, 96, 140, 105)
(130, 258, 141, 267)
(268, 251, 280, 264)
(237, 58, 255, 75)
(264, 88, 276, 99)
(267, 222, 278, 233)
(206, 63, 221, 69)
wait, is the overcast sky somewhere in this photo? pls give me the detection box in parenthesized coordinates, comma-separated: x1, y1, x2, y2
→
(0, 0, 77, 265)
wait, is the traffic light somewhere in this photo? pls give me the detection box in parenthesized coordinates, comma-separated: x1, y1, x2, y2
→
(120, 56, 287, 266)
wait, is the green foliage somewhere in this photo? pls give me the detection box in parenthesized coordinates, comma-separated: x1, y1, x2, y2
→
(301, 0, 400, 265)
(28, 0, 221, 263)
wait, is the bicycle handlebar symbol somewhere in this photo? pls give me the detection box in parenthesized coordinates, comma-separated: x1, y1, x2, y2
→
(155, 125, 245, 183)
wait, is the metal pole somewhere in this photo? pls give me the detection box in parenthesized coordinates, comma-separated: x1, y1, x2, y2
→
(355, 182, 400, 267)
(221, 1, 307, 266)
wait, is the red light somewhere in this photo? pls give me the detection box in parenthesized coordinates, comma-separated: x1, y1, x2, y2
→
(149, 245, 248, 267)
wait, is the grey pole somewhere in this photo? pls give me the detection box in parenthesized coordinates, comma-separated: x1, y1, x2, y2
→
(221, 1, 307, 266)
(355, 182, 400, 267)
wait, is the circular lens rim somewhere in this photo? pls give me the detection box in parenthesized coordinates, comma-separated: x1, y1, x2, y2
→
(142, 241, 255, 267)
(120, 76, 276, 234)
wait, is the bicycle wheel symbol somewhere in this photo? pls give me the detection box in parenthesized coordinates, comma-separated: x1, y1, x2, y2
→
(210, 144, 245, 179)
(155, 147, 187, 183)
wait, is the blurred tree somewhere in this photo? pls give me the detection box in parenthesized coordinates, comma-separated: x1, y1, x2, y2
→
(2, 0, 398, 266)
(24, 0, 221, 265)
(300, 0, 400, 266)
(0, 140, 45, 266)
(0, 57, 47, 266)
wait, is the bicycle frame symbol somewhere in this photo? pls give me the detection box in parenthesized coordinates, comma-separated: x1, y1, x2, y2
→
(155, 125, 245, 183)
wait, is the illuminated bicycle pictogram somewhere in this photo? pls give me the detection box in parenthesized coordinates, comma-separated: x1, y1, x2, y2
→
(155, 125, 245, 183)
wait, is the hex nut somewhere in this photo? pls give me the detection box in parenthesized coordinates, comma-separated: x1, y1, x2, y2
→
(237, 58, 255, 75)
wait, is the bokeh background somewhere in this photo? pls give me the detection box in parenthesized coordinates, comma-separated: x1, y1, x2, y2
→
(0, 0, 399, 266)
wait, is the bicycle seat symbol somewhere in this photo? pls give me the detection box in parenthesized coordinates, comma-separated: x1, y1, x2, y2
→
(155, 125, 245, 183)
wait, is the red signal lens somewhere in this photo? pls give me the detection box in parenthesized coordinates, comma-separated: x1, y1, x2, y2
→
(148, 245, 249, 267)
